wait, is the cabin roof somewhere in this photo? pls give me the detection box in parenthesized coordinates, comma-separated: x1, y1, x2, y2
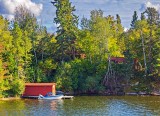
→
(111, 57, 125, 63)
(25, 83, 56, 86)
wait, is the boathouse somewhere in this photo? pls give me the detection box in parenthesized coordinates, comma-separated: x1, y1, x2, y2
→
(22, 83, 56, 97)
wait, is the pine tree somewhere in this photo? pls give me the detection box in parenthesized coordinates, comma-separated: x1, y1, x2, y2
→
(145, 7, 159, 25)
(141, 13, 146, 20)
(116, 14, 121, 24)
(51, 0, 79, 62)
(144, 7, 159, 75)
(131, 11, 138, 29)
(81, 16, 90, 30)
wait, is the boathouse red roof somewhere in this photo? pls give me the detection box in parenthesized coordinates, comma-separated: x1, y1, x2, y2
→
(25, 83, 55, 86)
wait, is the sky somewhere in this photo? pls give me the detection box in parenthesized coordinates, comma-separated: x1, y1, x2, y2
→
(0, 0, 160, 33)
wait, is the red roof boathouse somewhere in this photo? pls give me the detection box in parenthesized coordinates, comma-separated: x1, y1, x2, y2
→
(22, 83, 56, 97)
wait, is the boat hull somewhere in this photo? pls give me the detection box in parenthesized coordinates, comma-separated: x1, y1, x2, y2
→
(38, 95, 64, 100)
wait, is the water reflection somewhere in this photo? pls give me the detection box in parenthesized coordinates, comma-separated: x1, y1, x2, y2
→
(38, 99, 63, 111)
(0, 96, 160, 116)
(0, 99, 26, 116)
(50, 100, 58, 110)
(106, 96, 160, 116)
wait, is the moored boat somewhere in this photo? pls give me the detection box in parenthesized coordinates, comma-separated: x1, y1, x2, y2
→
(38, 94, 64, 100)
(38, 92, 64, 100)
(151, 92, 160, 96)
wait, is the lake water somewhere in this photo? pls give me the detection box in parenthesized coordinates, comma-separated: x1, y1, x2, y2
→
(0, 96, 160, 116)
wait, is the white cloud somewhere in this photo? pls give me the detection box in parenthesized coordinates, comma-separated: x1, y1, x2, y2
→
(0, 0, 43, 20)
(39, 0, 160, 32)
(145, 1, 160, 13)
(2, 14, 14, 20)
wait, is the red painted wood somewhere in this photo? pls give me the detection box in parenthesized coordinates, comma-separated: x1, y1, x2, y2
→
(22, 83, 56, 96)
(111, 57, 125, 63)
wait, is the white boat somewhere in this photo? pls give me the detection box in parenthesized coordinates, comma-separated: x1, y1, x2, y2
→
(151, 92, 160, 96)
(38, 94, 64, 100)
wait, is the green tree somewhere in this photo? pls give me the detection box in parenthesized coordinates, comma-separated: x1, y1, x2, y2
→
(141, 13, 146, 20)
(145, 7, 159, 25)
(35, 31, 58, 82)
(81, 16, 90, 30)
(14, 6, 44, 82)
(0, 16, 13, 97)
(89, 10, 123, 58)
(154, 27, 160, 78)
(0, 16, 25, 97)
(11, 23, 25, 79)
(116, 14, 124, 33)
(52, 0, 79, 61)
(125, 16, 159, 92)
(78, 10, 125, 93)
(15, 6, 37, 35)
(144, 7, 159, 75)
(116, 14, 121, 24)
(131, 11, 138, 29)
(115, 14, 125, 54)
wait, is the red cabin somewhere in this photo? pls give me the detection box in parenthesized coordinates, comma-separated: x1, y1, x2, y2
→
(22, 83, 56, 97)
(111, 57, 125, 63)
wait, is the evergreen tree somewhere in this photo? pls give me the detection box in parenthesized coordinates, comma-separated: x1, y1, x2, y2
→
(51, 0, 79, 62)
(116, 14, 121, 24)
(116, 14, 124, 33)
(0, 16, 25, 97)
(0, 15, 13, 79)
(141, 13, 146, 20)
(14, 6, 41, 82)
(11, 23, 25, 79)
(131, 11, 138, 29)
(81, 16, 90, 30)
(115, 14, 125, 55)
(145, 7, 159, 25)
(144, 7, 159, 75)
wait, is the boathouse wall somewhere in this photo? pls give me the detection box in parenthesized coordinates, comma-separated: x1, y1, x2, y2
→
(22, 83, 56, 96)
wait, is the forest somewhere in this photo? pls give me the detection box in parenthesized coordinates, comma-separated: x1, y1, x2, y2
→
(0, 0, 160, 97)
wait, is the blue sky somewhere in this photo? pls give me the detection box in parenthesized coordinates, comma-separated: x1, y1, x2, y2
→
(0, 0, 160, 33)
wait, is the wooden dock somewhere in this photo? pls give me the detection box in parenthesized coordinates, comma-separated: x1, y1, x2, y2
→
(21, 96, 39, 99)
(62, 96, 74, 99)
(22, 95, 74, 99)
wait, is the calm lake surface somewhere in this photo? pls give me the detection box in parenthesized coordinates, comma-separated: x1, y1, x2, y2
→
(0, 96, 160, 116)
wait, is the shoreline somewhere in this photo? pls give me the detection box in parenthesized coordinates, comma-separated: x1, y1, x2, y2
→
(1, 92, 160, 100)
(0, 97, 21, 101)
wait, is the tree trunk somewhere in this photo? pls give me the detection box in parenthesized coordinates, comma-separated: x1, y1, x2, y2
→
(141, 30, 147, 76)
